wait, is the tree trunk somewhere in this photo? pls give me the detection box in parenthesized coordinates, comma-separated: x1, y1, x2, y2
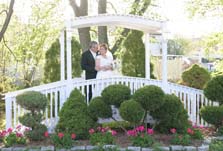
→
(0, 0, 15, 43)
(69, 0, 91, 52)
(98, 0, 108, 44)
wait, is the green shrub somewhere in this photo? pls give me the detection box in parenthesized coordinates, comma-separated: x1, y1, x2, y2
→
(209, 140, 223, 151)
(181, 64, 211, 89)
(131, 134, 155, 147)
(119, 100, 144, 125)
(56, 89, 97, 139)
(200, 106, 223, 128)
(16, 91, 47, 112)
(204, 75, 223, 105)
(170, 134, 191, 146)
(50, 132, 75, 149)
(88, 97, 112, 119)
(25, 124, 47, 141)
(101, 84, 131, 107)
(132, 85, 165, 112)
(150, 94, 189, 133)
(217, 126, 223, 136)
(16, 91, 47, 141)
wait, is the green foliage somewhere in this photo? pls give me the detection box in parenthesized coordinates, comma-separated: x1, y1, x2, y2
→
(3, 132, 26, 147)
(170, 134, 191, 146)
(89, 132, 115, 145)
(190, 129, 204, 140)
(121, 30, 155, 78)
(50, 133, 74, 149)
(101, 84, 131, 107)
(16, 91, 47, 112)
(130, 134, 155, 147)
(204, 75, 223, 104)
(56, 89, 97, 139)
(167, 37, 192, 55)
(44, 37, 82, 83)
(200, 106, 223, 128)
(16, 91, 47, 141)
(181, 64, 211, 89)
(132, 85, 165, 111)
(119, 100, 144, 125)
(151, 94, 189, 133)
(217, 126, 223, 136)
(102, 121, 133, 130)
(25, 124, 47, 141)
(209, 140, 223, 151)
(88, 97, 112, 119)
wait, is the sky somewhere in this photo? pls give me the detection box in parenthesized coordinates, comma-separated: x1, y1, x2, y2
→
(2, 0, 223, 38)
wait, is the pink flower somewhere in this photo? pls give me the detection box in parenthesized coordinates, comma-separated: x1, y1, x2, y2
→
(71, 133, 76, 139)
(97, 126, 102, 131)
(111, 130, 117, 136)
(44, 131, 49, 137)
(58, 132, 64, 139)
(101, 128, 106, 133)
(199, 125, 204, 129)
(187, 128, 194, 135)
(7, 128, 13, 133)
(16, 125, 22, 130)
(147, 128, 154, 135)
(170, 128, 176, 134)
(136, 126, 144, 132)
(89, 128, 95, 134)
(127, 130, 137, 136)
(16, 132, 23, 137)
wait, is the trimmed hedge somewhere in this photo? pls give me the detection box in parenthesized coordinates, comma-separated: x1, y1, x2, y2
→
(204, 75, 223, 105)
(132, 85, 165, 112)
(88, 97, 112, 119)
(181, 64, 211, 89)
(56, 89, 97, 139)
(150, 94, 189, 133)
(101, 84, 131, 107)
(119, 100, 144, 125)
(200, 106, 223, 128)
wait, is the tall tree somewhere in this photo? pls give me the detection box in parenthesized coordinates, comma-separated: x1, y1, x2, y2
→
(98, 0, 108, 44)
(122, 30, 155, 78)
(44, 37, 82, 83)
(69, 0, 90, 51)
(0, 0, 14, 43)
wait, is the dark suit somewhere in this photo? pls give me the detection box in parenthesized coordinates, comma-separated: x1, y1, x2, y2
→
(81, 50, 97, 101)
(81, 50, 97, 79)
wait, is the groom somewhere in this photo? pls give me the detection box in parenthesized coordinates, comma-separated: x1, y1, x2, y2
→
(81, 41, 98, 101)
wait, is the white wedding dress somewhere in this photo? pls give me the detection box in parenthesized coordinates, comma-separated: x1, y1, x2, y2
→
(96, 55, 115, 79)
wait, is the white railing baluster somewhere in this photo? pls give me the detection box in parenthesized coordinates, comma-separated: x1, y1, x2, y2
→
(4, 76, 217, 129)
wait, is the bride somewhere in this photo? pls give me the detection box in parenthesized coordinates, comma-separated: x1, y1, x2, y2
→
(95, 43, 114, 79)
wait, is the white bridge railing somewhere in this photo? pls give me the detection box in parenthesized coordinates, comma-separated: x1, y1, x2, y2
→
(4, 76, 218, 131)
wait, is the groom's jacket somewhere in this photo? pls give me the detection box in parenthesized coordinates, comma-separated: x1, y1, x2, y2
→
(81, 50, 97, 80)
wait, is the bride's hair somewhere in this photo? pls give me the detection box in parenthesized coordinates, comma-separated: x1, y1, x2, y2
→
(99, 43, 108, 50)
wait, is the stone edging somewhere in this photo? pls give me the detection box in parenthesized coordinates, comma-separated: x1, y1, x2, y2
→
(2, 136, 223, 151)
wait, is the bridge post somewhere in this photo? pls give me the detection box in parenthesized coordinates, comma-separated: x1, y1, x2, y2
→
(161, 24, 168, 92)
(59, 30, 65, 81)
(145, 33, 150, 79)
(65, 15, 72, 81)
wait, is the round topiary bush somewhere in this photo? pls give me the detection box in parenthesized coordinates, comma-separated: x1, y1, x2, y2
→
(204, 75, 223, 105)
(150, 94, 189, 133)
(56, 89, 97, 139)
(16, 91, 48, 141)
(200, 106, 223, 128)
(16, 91, 47, 113)
(181, 64, 211, 89)
(132, 85, 165, 112)
(101, 84, 131, 107)
(88, 97, 112, 119)
(119, 100, 144, 125)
